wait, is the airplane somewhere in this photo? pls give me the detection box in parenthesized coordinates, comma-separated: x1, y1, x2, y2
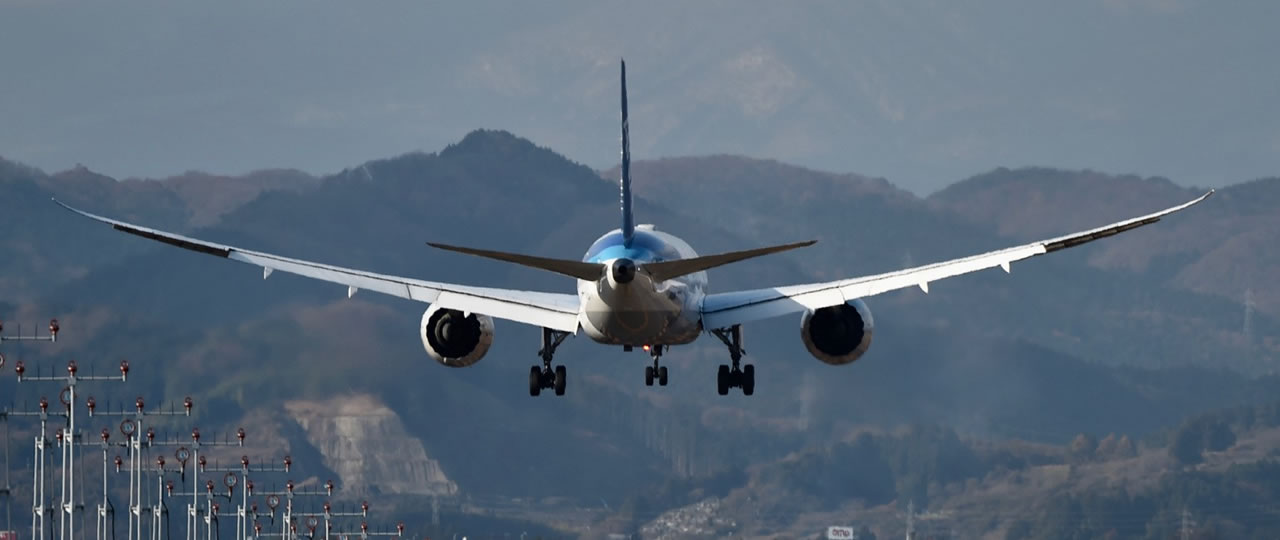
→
(54, 59, 1214, 398)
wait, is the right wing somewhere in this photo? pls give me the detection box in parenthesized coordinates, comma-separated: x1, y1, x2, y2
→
(701, 189, 1214, 329)
(54, 199, 582, 333)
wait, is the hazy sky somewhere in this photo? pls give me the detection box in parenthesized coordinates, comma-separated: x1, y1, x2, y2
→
(2, 0, 1276, 193)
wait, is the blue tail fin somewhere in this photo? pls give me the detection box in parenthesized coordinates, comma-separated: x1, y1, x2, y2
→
(620, 59, 635, 247)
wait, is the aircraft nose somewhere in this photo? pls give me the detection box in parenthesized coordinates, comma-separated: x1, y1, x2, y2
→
(611, 258, 636, 284)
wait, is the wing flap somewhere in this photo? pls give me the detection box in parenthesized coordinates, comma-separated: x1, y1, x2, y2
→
(231, 250, 420, 300)
(702, 189, 1213, 329)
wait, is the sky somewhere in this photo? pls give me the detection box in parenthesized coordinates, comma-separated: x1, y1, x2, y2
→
(1, 0, 1277, 194)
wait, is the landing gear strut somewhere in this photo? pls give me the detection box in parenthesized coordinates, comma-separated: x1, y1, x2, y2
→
(643, 345, 669, 387)
(711, 325, 754, 396)
(530, 328, 569, 397)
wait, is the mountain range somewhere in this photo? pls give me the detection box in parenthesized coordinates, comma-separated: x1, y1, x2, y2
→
(2, 129, 1278, 538)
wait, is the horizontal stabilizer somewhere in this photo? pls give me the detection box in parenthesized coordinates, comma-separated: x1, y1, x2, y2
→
(641, 240, 816, 283)
(427, 242, 606, 281)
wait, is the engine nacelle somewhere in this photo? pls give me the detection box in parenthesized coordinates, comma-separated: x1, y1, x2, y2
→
(800, 299, 874, 365)
(420, 305, 494, 367)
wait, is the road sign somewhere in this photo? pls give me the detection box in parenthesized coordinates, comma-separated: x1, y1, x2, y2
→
(827, 526, 855, 539)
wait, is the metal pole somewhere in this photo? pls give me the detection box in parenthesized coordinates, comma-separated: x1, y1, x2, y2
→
(240, 473, 248, 540)
(80, 435, 88, 540)
(126, 436, 135, 540)
(98, 447, 107, 540)
(60, 408, 67, 540)
(69, 383, 77, 540)
(133, 419, 143, 540)
(191, 447, 198, 540)
(50, 381, 81, 540)
(33, 431, 41, 540)
(4, 415, 10, 534)
(153, 473, 162, 540)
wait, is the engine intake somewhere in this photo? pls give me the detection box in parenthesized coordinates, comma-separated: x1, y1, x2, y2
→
(420, 305, 494, 367)
(801, 299, 874, 365)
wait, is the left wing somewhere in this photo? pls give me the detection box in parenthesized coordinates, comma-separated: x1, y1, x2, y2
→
(53, 199, 582, 333)
(701, 189, 1214, 329)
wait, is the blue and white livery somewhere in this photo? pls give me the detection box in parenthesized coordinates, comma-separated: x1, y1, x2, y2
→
(55, 60, 1214, 397)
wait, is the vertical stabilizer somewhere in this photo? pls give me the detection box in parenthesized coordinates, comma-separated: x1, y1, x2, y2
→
(620, 59, 635, 247)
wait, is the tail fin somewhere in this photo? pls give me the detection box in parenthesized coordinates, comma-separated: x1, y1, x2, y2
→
(620, 58, 635, 247)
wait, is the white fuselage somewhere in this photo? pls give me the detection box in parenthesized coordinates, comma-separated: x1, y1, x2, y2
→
(575, 227, 706, 346)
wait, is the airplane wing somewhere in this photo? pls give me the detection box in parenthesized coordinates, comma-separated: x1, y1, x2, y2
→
(53, 199, 582, 333)
(700, 189, 1214, 330)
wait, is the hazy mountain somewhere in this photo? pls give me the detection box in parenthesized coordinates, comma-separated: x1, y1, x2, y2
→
(932, 167, 1280, 321)
(0, 156, 318, 303)
(3, 130, 1278, 537)
(612, 156, 1280, 376)
(6, 2, 1277, 194)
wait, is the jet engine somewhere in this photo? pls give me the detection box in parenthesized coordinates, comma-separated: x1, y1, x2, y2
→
(420, 305, 494, 367)
(800, 299, 874, 365)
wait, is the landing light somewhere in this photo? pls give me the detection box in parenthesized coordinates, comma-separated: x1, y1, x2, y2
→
(642, 345, 650, 352)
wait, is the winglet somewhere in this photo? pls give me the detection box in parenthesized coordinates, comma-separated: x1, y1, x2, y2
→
(619, 58, 635, 247)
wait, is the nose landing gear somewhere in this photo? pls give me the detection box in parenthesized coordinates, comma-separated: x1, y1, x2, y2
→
(529, 328, 570, 396)
(643, 345, 668, 387)
(712, 325, 754, 396)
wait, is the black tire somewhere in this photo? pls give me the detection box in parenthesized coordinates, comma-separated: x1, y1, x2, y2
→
(554, 365, 567, 396)
(742, 364, 755, 396)
(717, 365, 730, 395)
(529, 366, 542, 396)
(645, 366, 654, 386)
(658, 366, 669, 386)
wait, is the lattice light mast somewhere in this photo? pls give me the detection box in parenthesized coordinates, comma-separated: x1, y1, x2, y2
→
(15, 352, 128, 540)
(1, 318, 61, 534)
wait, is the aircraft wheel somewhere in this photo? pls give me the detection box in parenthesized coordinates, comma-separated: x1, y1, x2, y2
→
(529, 366, 542, 396)
(554, 365, 567, 396)
(717, 365, 730, 396)
(644, 366, 654, 386)
(742, 364, 755, 396)
(658, 366, 668, 386)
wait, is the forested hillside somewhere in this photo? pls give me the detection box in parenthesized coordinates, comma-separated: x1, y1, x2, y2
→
(2, 130, 1277, 538)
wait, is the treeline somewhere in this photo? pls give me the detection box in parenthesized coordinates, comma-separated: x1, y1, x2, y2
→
(755, 424, 996, 509)
(568, 399, 1280, 536)
(1007, 460, 1280, 539)
(1152, 400, 1280, 465)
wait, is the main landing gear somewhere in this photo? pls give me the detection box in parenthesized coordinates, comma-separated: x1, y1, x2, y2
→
(711, 325, 754, 396)
(644, 345, 669, 387)
(530, 328, 569, 397)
